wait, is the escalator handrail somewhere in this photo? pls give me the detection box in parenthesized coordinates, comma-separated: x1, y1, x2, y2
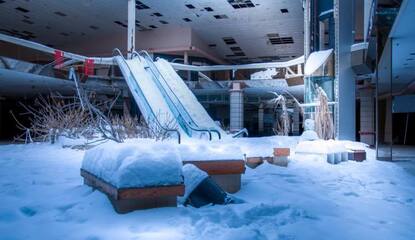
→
(112, 48, 181, 144)
(135, 51, 195, 138)
(136, 50, 220, 140)
(137, 50, 221, 140)
(140, 51, 216, 141)
(154, 56, 222, 140)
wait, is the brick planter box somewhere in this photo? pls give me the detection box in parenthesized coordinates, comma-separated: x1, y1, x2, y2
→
(80, 169, 184, 213)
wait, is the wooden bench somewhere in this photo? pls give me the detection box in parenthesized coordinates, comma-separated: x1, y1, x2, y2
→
(80, 169, 185, 213)
(182, 160, 245, 193)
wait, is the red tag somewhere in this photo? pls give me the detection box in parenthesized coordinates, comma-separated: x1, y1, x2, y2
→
(84, 59, 94, 76)
(54, 50, 64, 68)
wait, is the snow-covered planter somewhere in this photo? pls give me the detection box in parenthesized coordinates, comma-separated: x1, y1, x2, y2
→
(81, 140, 185, 213)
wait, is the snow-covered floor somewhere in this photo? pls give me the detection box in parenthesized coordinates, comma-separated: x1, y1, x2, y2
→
(1, 137, 415, 240)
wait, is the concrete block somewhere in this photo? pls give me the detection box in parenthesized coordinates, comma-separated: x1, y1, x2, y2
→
(327, 153, 342, 164)
(273, 148, 290, 157)
(341, 152, 348, 161)
(269, 156, 289, 167)
(348, 150, 366, 162)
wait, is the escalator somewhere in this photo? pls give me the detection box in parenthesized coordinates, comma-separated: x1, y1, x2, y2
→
(137, 51, 221, 140)
(113, 52, 181, 142)
(153, 57, 225, 139)
(114, 50, 246, 141)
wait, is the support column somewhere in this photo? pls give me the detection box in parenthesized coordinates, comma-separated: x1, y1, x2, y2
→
(258, 103, 264, 134)
(122, 90, 131, 117)
(231, 70, 236, 80)
(304, 0, 311, 58)
(229, 83, 244, 132)
(292, 106, 300, 135)
(335, 0, 355, 140)
(384, 97, 393, 143)
(127, 0, 136, 59)
(359, 88, 375, 146)
(184, 51, 191, 81)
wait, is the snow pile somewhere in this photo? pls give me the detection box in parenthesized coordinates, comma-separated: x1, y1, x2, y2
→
(227, 136, 299, 157)
(1, 137, 415, 239)
(82, 139, 183, 188)
(250, 68, 278, 80)
(299, 130, 319, 141)
(296, 139, 348, 154)
(179, 141, 244, 161)
(304, 49, 333, 75)
(179, 164, 209, 204)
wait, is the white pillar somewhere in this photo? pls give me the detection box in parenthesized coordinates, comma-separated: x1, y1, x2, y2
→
(127, 0, 136, 59)
(304, 0, 311, 58)
(229, 83, 244, 132)
(258, 103, 264, 133)
(122, 89, 130, 117)
(359, 88, 375, 146)
(319, 21, 325, 50)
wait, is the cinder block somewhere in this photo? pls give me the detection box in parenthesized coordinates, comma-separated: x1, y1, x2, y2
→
(341, 152, 348, 161)
(348, 150, 366, 162)
(327, 153, 341, 164)
(326, 153, 336, 164)
(273, 148, 290, 157)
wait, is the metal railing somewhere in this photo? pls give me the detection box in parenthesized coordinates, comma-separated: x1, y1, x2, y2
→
(232, 128, 249, 138)
(113, 48, 181, 143)
(136, 50, 221, 140)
